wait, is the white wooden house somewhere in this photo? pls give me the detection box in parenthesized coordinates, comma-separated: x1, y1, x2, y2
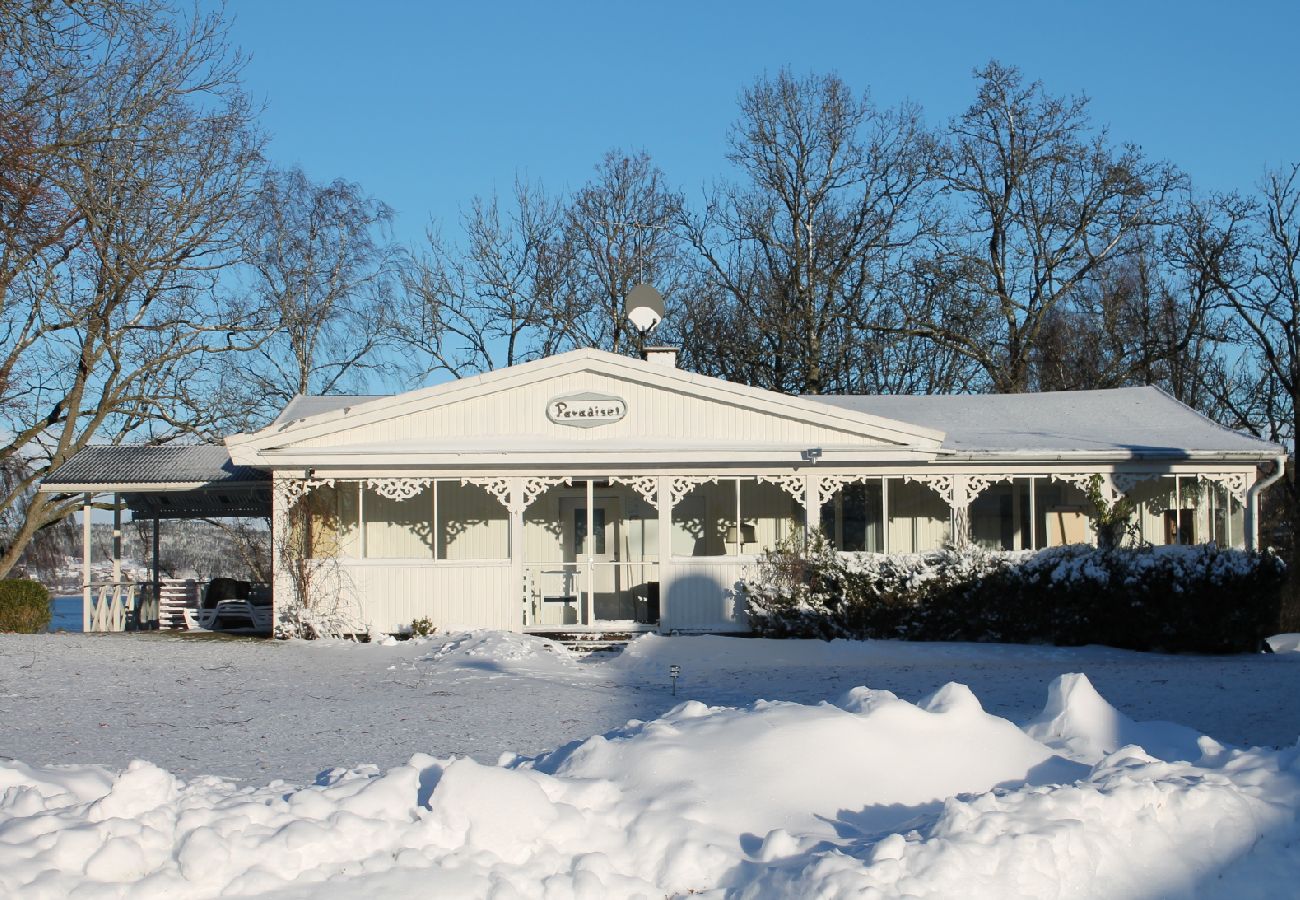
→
(44, 347, 1286, 634)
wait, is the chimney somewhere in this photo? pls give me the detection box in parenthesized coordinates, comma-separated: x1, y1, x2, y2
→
(642, 345, 678, 368)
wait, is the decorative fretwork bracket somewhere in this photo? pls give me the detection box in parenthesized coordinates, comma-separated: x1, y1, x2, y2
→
(609, 476, 659, 509)
(809, 474, 872, 509)
(669, 476, 718, 507)
(903, 473, 957, 506)
(520, 476, 572, 511)
(365, 477, 433, 501)
(274, 477, 337, 510)
(460, 477, 514, 512)
(757, 474, 807, 508)
(1051, 472, 1110, 499)
(901, 473, 1019, 547)
(1198, 472, 1250, 504)
(964, 473, 1016, 502)
(1112, 472, 1161, 496)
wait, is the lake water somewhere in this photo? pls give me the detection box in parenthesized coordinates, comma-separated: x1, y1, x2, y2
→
(49, 596, 83, 632)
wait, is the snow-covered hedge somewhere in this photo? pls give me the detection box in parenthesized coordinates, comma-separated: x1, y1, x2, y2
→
(740, 538, 1286, 652)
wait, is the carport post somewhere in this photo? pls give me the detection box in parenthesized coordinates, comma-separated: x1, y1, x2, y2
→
(82, 492, 92, 632)
(111, 494, 122, 583)
(152, 511, 161, 629)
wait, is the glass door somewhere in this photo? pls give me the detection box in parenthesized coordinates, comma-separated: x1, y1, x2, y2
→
(561, 496, 624, 624)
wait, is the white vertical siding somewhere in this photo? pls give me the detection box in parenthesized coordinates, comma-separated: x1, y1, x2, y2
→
(295, 370, 882, 450)
(339, 562, 516, 634)
(662, 559, 751, 631)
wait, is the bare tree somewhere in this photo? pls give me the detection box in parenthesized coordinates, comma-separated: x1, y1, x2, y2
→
(901, 61, 1183, 393)
(0, 1, 264, 579)
(1026, 233, 1217, 397)
(563, 150, 688, 356)
(682, 69, 937, 395)
(233, 166, 399, 428)
(397, 178, 570, 376)
(1175, 166, 1299, 552)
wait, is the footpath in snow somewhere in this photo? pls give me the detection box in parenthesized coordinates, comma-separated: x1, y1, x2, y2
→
(0, 632, 1298, 897)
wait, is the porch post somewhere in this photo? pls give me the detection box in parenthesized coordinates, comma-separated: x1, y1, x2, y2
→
(951, 475, 970, 548)
(1011, 479, 1022, 550)
(508, 477, 525, 630)
(1028, 476, 1037, 550)
(881, 477, 890, 555)
(270, 481, 285, 633)
(803, 473, 817, 545)
(1174, 475, 1182, 545)
(82, 492, 92, 632)
(584, 479, 595, 627)
(656, 476, 672, 632)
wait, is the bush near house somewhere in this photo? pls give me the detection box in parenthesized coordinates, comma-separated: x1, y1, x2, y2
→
(0, 580, 52, 633)
(740, 538, 1286, 653)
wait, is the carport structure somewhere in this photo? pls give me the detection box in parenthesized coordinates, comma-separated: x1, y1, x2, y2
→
(38, 445, 269, 630)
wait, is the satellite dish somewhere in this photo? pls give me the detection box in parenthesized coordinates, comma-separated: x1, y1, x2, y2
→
(624, 284, 665, 334)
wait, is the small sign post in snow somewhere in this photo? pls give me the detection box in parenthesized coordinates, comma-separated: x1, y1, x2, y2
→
(670, 664, 680, 695)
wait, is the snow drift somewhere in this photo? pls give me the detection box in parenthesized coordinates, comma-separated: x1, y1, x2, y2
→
(1, 670, 1297, 898)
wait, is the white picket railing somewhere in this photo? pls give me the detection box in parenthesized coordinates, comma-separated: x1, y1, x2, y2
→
(85, 581, 160, 632)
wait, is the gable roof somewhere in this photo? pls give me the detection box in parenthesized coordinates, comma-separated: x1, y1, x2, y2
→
(227, 349, 947, 464)
(810, 386, 1282, 459)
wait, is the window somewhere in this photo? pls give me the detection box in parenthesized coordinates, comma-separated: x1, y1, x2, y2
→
(365, 483, 433, 559)
(819, 480, 883, 552)
(436, 481, 509, 560)
(303, 483, 359, 558)
(302, 480, 508, 561)
(671, 478, 803, 558)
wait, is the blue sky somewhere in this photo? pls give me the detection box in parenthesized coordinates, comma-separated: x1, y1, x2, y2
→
(217, 0, 1298, 246)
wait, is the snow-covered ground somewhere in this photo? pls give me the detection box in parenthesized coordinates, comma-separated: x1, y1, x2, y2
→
(1, 631, 1298, 897)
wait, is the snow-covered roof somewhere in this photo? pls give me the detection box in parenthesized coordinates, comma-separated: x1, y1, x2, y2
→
(276, 384, 1280, 460)
(808, 386, 1281, 458)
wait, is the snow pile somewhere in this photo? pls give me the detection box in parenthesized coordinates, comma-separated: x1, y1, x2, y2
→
(1, 672, 1297, 898)
(422, 629, 579, 672)
(1024, 672, 1223, 764)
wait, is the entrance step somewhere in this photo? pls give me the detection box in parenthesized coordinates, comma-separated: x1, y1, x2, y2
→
(533, 631, 638, 655)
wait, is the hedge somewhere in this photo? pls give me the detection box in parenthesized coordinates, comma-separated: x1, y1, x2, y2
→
(740, 537, 1286, 653)
(0, 579, 52, 634)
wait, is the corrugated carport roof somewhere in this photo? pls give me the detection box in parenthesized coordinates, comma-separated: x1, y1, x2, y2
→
(40, 445, 270, 518)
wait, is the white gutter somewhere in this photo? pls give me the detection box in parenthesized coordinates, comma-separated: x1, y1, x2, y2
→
(1246, 454, 1288, 552)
